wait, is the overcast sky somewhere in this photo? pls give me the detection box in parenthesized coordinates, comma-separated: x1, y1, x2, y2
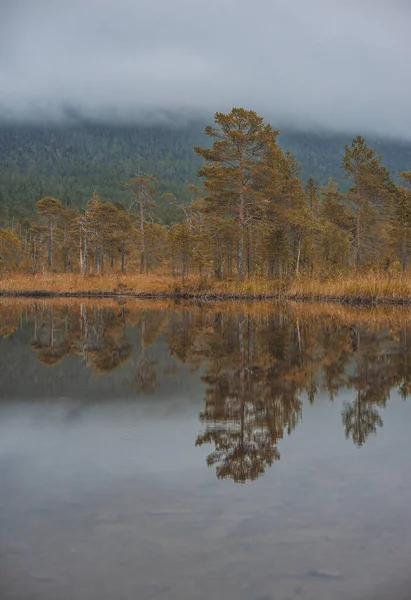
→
(1, 0, 410, 137)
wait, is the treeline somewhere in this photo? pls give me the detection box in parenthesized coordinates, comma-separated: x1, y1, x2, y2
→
(2, 108, 411, 281)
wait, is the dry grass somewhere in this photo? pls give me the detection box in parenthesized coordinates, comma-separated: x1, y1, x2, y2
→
(0, 273, 175, 296)
(287, 273, 411, 304)
(2, 271, 411, 304)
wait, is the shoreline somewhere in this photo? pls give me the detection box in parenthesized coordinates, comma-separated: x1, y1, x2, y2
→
(2, 274, 411, 305)
(1, 289, 411, 306)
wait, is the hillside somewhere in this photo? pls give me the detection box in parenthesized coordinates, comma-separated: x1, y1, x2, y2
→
(1, 120, 411, 223)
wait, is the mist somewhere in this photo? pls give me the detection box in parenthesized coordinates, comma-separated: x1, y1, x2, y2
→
(1, 0, 410, 137)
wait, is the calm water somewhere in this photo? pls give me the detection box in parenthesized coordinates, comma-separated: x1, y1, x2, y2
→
(1, 300, 411, 600)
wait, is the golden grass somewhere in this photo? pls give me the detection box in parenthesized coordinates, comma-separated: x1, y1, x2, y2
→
(288, 273, 411, 304)
(0, 273, 175, 295)
(2, 272, 411, 304)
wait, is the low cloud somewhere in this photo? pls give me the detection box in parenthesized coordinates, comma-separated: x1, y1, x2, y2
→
(1, 0, 410, 137)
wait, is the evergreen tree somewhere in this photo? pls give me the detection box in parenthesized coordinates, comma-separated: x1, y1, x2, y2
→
(35, 197, 63, 271)
(195, 108, 280, 280)
(393, 172, 411, 274)
(122, 174, 156, 273)
(342, 136, 393, 268)
(305, 176, 319, 214)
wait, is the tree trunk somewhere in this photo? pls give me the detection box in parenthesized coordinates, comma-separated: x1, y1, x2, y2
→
(182, 259, 186, 286)
(247, 226, 252, 277)
(31, 246, 36, 275)
(80, 237, 84, 276)
(99, 240, 104, 275)
(94, 234, 99, 274)
(401, 225, 407, 275)
(121, 238, 126, 273)
(238, 195, 245, 280)
(80, 229, 88, 277)
(139, 190, 145, 274)
(237, 153, 246, 280)
(296, 236, 302, 276)
(66, 248, 72, 272)
(356, 212, 361, 269)
(49, 220, 54, 271)
(228, 236, 232, 278)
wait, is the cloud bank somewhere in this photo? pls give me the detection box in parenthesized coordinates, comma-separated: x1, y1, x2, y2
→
(1, 0, 410, 136)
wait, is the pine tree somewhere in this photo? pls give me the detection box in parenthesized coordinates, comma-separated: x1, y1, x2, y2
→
(0, 228, 20, 274)
(122, 174, 156, 273)
(392, 172, 411, 274)
(112, 204, 133, 273)
(342, 137, 393, 269)
(194, 108, 279, 280)
(318, 179, 351, 272)
(262, 144, 307, 277)
(35, 197, 63, 271)
(305, 176, 319, 214)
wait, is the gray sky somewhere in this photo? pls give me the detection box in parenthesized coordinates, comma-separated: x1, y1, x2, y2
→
(1, 0, 410, 136)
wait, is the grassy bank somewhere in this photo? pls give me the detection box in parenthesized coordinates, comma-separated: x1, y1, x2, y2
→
(2, 273, 411, 304)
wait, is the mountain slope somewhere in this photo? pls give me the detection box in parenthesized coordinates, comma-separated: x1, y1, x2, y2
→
(1, 121, 411, 222)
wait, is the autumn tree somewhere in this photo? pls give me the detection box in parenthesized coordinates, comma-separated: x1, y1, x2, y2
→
(60, 208, 78, 272)
(112, 203, 134, 273)
(89, 198, 124, 273)
(0, 228, 21, 274)
(122, 174, 156, 273)
(318, 179, 351, 272)
(260, 141, 307, 277)
(76, 193, 96, 276)
(305, 176, 319, 214)
(392, 172, 411, 274)
(28, 222, 47, 274)
(35, 197, 63, 271)
(195, 108, 281, 280)
(342, 137, 394, 269)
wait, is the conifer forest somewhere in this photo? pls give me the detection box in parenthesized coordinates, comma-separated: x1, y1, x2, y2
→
(2, 108, 411, 284)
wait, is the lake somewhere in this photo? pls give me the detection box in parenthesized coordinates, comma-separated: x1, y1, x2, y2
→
(0, 299, 411, 600)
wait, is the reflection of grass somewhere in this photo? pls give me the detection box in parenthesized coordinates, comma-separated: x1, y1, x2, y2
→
(2, 299, 411, 341)
(3, 272, 411, 304)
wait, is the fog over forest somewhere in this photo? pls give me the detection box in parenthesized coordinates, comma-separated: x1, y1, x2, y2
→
(1, 0, 410, 137)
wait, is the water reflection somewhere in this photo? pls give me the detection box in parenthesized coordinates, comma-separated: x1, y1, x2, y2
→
(1, 300, 411, 482)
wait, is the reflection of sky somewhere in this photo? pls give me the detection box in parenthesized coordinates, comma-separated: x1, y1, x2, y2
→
(1, 305, 411, 599)
(0, 326, 205, 401)
(0, 390, 410, 600)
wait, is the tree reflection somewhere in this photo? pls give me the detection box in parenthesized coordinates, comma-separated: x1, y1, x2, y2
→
(342, 401, 383, 446)
(130, 309, 167, 394)
(30, 305, 70, 366)
(1, 300, 411, 482)
(28, 303, 133, 374)
(195, 314, 302, 482)
(341, 328, 385, 446)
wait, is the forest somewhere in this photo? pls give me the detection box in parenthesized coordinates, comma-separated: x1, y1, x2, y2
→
(2, 117, 411, 222)
(1, 107, 411, 288)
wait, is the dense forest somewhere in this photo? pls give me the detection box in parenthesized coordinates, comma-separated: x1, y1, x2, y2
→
(2, 117, 411, 221)
(1, 108, 411, 281)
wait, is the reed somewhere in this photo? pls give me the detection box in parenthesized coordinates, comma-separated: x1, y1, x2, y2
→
(2, 272, 411, 304)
